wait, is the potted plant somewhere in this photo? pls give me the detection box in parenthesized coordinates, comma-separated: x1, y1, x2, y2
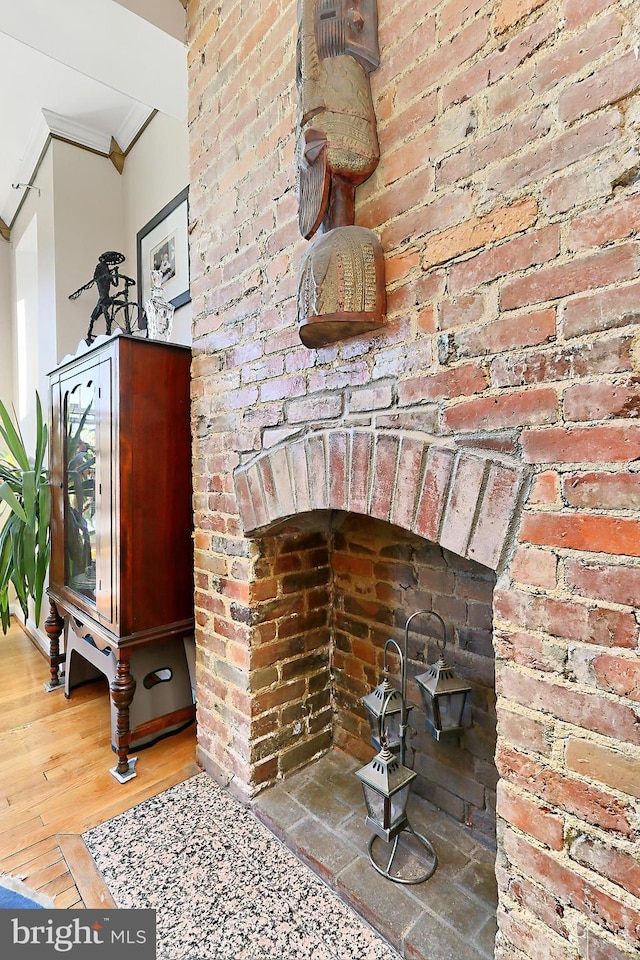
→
(0, 394, 50, 633)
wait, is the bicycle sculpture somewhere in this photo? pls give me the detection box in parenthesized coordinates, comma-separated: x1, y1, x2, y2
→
(69, 251, 145, 345)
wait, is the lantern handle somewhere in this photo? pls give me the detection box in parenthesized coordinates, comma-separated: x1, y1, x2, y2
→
(405, 609, 447, 654)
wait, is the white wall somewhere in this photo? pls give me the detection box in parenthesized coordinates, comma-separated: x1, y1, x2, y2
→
(112, 0, 186, 41)
(4, 109, 190, 638)
(0, 237, 13, 415)
(52, 139, 125, 362)
(9, 149, 56, 442)
(122, 111, 192, 344)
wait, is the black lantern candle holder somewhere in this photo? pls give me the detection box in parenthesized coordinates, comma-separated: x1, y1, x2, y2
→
(355, 609, 443, 884)
(415, 615, 471, 741)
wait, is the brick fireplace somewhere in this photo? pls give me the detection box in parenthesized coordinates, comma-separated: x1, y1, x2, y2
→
(187, 1, 640, 958)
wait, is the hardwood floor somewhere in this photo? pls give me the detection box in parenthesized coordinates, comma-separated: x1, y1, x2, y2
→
(0, 620, 200, 907)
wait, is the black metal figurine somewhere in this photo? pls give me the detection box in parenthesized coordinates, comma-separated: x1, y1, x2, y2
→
(69, 251, 141, 344)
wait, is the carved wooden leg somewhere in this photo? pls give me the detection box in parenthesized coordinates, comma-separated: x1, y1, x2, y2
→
(44, 599, 65, 691)
(110, 655, 137, 782)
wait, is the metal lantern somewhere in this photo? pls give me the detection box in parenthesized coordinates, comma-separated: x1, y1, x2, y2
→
(362, 667, 404, 753)
(415, 617, 471, 741)
(356, 738, 416, 842)
(355, 611, 442, 885)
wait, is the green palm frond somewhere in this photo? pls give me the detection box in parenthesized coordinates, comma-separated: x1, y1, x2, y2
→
(0, 393, 50, 632)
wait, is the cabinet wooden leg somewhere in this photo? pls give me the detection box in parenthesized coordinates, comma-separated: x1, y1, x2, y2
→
(110, 655, 137, 782)
(44, 599, 65, 691)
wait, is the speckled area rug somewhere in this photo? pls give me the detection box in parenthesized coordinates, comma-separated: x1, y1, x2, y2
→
(83, 773, 400, 960)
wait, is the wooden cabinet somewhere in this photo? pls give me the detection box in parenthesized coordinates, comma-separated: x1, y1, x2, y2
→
(46, 333, 195, 781)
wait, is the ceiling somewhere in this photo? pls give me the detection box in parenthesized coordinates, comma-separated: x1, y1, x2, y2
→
(0, 0, 188, 231)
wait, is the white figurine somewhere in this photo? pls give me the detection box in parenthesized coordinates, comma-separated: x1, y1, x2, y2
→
(144, 269, 174, 341)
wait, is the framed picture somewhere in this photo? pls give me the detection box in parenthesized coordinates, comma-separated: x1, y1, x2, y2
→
(136, 186, 190, 314)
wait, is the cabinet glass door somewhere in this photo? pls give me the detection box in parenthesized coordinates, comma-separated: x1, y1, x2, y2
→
(64, 378, 98, 602)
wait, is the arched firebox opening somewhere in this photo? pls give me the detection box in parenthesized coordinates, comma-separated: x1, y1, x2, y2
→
(233, 426, 527, 835)
(249, 508, 498, 849)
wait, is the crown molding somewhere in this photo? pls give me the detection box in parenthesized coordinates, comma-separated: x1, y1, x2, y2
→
(115, 102, 154, 152)
(42, 108, 112, 154)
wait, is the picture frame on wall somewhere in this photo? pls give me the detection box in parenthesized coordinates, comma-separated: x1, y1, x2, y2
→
(137, 186, 190, 314)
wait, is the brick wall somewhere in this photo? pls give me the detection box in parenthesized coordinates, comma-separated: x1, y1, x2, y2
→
(187, 0, 640, 958)
(332, 514, 498, 846)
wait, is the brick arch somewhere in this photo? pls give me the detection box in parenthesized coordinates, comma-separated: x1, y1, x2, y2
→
(234, 428, 528, 571)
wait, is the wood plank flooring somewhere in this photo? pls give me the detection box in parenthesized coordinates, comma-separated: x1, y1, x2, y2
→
(0, 620, 199, 907)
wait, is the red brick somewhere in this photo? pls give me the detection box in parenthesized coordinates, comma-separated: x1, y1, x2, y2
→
(495, 628, 565, 672)
(563, 281, 640, 338)
(571, 833, 640, 902)
(439, 109, 552, 188)
(521, 424, 640, 464)
(395, 14, 489, 100)
(498, 707, 552, 756)
(504, 827, 640, 939)
(257, 456, 278, 523)
(565, 558, 640, 609)
(306, 435, 328, 510)
(498, 667, 640, 750)
(421, 197, 539, 269)
(486, 110, 621, 200)
(443, 387, 558, 433)
(270, 446, 295, 518)
(440, 0, 487, 36)
(384, 248, 421, 285)
(589, 652, 640, 704)
(576, 928, 637, 960)
(564, 381, 640, 422)
(520, 512, 640, 556)
(380, 185, 474, 252)
(569, 193, 640, 252)
(439, 292, 488, 330)
(494, 331, 635, 394)
(498, 866, 571, 939)
(308, 362, 370, 394)
(563, 0, 617, 30)
(494, 586, 638, 648)
(510, 545, 558, 589)
(328, 431, 349, 512)
(440, 454, 486, 555)
(449, 226, 560, 294)
(559, 48, 640, 123)
(349, 431, 373, 515)
(468, 463, 524, 569)
(494, 0, 547, 33)
(566, 737, 640, 800)
(235, 470, 256, 533)
(495, 906, 574, 960)
(454, 307, 556, 357)
(498, 742, 633, 834)
(563, 472, 640, 511)
(382, 131, 436, 188)
(288, 394, 342, 424)
(487, 61, 534, 119)
(245, 464, 268, 530)
(497, 781, 564, 849)
(501, 243, 638, 311)
(288, 440, 311, 514)
(529, 471, 561, 505)
(260, 374, 305, 403)
(533, 13, 622, 95)
(390, 437, 425, 529)
(370, 434, 400, 522)
(399, 364, 488, 404)
(413, 446, 455, 542)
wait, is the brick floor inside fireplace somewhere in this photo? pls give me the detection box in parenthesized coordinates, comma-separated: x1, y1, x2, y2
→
(252, 748, 497, 960)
